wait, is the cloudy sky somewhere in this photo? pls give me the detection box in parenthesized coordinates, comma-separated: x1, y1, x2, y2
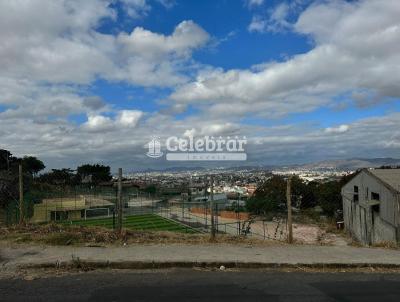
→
(1, 0, 400, 171)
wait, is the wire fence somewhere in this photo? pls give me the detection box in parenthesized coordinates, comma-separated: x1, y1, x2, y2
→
(2, 185, 289, 241)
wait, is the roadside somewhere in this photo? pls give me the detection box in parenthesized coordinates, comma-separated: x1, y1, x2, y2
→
(2, 240, 400, 279)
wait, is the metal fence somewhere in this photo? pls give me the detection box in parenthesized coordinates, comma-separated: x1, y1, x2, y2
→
(152, 201, 288, 241)
(2, 186, 288, 241)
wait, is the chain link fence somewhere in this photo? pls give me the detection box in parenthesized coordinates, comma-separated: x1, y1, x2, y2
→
(2, 185, 289, 241)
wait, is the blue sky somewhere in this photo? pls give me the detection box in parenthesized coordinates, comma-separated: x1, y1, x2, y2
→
(0, 0, 399, 171)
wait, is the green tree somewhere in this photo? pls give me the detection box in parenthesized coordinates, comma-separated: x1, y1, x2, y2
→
(76, 164, 112, 185)
(246, 175, 286, 214)
(22, 156, 45, 176)
(0, 149, 19, 171)
(0, 150, 32, 208)
(143, 184, 157, 194)
(315, 181, 342, 216)
(38, 168, 76, 186)
(291, 177, 317, 209)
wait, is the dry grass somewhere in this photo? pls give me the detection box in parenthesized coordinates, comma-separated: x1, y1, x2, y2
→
(371, 241, 399, 249)
(0, 223, 283, 247)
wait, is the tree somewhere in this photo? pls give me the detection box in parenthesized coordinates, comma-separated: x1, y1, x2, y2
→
(0, 149, 31, 208)
(0, 149, 19, 171)
(143, 184, 157, 194)
(76, 164, 112, 185)
(22, 156, 45, 176)
(246, 175, 286, 214)
(246, 175, 319, 215)
(315, 181, 342, 216)
(38, 168, 76, 186)
(289, 176, 317, 209)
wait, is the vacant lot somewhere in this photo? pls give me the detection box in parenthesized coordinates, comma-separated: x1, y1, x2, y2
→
(62, 214, 198, 233)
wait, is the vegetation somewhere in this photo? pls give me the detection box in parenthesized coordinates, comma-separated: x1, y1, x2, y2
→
(21, 156, 45, 176)
(246, 173, 357, 217)
(38, 168, 77, 186)
(76, 164, 112, 185)
(0, 149, 44, 208)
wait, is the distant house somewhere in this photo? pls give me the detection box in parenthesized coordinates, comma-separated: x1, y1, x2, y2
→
(342, 169, 400, 245)
(193, 193, 228, 206)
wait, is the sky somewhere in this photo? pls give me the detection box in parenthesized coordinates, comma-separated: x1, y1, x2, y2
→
(0, 0, 400, 171)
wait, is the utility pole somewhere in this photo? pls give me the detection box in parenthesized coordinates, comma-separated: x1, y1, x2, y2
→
(210, 175, 216, 240)
(19, 163, 24, 225)
(117, 168, 123, 233)
(286, 176, 293, 243)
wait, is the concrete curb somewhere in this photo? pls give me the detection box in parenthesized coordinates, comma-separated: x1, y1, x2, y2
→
(20, 261, 400, 270)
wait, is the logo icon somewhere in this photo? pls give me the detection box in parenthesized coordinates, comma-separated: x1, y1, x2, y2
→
(146, 137, 163, 158)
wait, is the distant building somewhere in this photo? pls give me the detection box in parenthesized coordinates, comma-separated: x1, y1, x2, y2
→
(342, 168, 400, 245)
(193, 193, 228, 205)
(31, 196, 114, 223)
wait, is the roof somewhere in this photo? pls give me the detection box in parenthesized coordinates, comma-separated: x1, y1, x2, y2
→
(367, 169, 400, 193)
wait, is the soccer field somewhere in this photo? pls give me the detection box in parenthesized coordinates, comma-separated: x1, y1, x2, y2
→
(63, 214, 197, 233)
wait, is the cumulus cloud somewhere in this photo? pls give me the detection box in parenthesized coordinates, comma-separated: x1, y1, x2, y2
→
(117, 110, 143, 127)
(1, 0, 399, 169)
(83, 115, 115, 132)
(325, 124, 349, 134)
(82, 110, 143, 132)
(172, 0, 400, 118)
(114, 20, 210, 86)
(117, 20, 209, 60)
(0, 1, 209, 86)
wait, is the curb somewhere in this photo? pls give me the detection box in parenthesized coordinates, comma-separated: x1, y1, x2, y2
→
(20, 261, 400, 270)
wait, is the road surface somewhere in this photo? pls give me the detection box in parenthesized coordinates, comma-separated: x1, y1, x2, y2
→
(1, 270, 400, 301)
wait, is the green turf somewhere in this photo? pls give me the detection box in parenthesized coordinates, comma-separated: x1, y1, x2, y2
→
(62, 214, 197, 233)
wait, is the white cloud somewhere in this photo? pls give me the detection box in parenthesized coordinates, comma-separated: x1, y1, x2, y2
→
(84, 115, 114, 132)
(117, 110, 143, 127)
(0, 1, 210, 87)
(1, 0, 400, 169)
(173, 0, 400, 118)
(246, 0, 264, 8)
(248, 16, 267, 33)
(325, 124, 349, 134)
(82, 109, 143, 132)
(120, 0, 151, 18)
(117, 20, 209, 60)
(247, 2, 295, 33)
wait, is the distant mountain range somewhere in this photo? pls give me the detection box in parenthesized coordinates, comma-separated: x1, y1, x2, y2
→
(131, 158, 400, 173)
(293, 158, 400, 171)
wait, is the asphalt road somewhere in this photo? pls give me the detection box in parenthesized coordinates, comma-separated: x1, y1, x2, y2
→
(1, 270, 400, 301)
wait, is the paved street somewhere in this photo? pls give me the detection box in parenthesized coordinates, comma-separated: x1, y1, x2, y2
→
(1, 270, 400, 301)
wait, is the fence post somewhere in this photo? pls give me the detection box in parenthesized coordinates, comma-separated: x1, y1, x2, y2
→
(117, 168, 123, 233)
(287, 176, 293, 243)
(210, 175, 216, 240)
(19, 164, 24, 225)
(112, 210, 115, 230)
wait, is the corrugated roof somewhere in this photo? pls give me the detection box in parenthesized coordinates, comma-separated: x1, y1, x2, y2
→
(369, 169, 400, 193)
